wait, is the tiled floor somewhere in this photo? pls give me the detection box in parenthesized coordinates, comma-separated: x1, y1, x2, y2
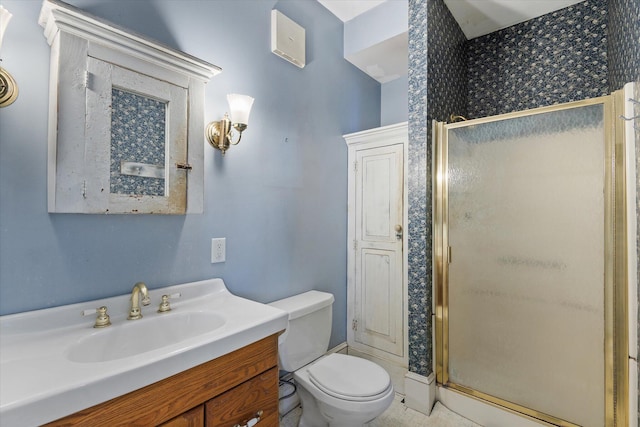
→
(280, 394, 482, 427)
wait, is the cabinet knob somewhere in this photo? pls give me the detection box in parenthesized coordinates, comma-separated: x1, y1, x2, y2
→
(233, 410, 263, 427)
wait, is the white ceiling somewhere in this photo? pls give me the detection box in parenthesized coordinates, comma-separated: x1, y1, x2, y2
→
(317, 0, 587, 82)
(317, 0, 386, 22)
(443, 0, 585, 39)
(318, 0, 585, 34)
(347, 32, 408, 83)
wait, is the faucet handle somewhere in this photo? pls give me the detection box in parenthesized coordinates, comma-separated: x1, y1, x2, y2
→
(82, 306, 111, 328)
(158, 293, 181, 313)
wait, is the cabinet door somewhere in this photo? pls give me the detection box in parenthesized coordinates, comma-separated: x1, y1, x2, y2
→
(205, 367, 279, 427)
(160, 405, 204, 427)
(82, 57, 188, 214)
(353, 144, 404, 358)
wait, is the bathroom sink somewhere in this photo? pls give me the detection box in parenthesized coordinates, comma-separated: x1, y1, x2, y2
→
(66, 311, 225, 363)
(0, 278, 289, 427)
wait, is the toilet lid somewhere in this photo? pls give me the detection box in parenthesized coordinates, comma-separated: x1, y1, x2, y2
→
(307, 354, 391, 401)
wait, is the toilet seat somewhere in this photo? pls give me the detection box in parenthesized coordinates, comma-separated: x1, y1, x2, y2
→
(307, 354, 392, 402)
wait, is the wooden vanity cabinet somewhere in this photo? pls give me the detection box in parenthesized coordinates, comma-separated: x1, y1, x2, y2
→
(160, 405, 204, 427)
(45, 334, 281, 427)
(204, 368, 279, 426)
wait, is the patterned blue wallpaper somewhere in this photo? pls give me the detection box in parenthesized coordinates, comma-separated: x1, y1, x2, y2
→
(407, 0, 430, 376)
(427, 0, 468, 124)
(407, 0, 468, 377)
(608, 0, 640, 90)
(110, 88, 166, 196)
(467, 0, 609, 119)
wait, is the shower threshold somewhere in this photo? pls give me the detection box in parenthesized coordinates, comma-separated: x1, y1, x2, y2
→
(436, 386, 553, 427)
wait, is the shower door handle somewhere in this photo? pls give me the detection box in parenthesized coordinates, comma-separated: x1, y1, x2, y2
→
(395, 225, 403, 240)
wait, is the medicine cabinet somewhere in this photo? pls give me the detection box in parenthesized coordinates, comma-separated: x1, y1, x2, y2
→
(39, 0, 220, 214)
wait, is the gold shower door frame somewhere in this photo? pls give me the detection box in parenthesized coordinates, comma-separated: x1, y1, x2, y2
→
(433, 94, 629, 426)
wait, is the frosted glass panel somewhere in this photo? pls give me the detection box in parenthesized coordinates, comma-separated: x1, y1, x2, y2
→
(447, 104, 605, 426)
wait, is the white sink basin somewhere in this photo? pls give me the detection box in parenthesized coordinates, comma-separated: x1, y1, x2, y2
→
(66, 311, 226, 363)
(0, 278, 288, 427)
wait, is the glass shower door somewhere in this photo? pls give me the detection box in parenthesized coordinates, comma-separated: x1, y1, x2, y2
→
(434, 97, 627, 426)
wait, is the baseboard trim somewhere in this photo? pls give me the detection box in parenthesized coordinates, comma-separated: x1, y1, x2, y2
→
(328, 342, 348, 354)
(404, 372, 436, 415)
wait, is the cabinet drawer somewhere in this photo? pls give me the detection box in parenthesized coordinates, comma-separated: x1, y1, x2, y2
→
(160, 405, 204, 427)
(205, 367, 279, 427)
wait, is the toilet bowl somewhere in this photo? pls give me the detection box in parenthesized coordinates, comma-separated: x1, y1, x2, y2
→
(269, 291, 394, 427)
(294, 353, 395, 427)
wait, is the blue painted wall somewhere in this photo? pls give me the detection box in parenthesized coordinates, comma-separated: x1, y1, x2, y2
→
(0, 0, 381, 349)
(381, 75, 408, 126)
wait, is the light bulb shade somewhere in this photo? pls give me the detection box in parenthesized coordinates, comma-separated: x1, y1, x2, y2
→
(0, 6, 13, 53)
(227, 93, 254, 126)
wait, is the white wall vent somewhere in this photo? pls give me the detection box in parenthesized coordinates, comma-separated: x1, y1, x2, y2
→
(271, 10, 305, 68)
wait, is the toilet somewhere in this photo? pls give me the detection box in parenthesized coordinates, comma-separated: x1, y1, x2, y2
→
(270, 291, 394, 427)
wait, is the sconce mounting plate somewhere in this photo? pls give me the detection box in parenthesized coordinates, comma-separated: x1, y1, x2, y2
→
(0, 67, 18, 107)
(206, 116, 245, 155)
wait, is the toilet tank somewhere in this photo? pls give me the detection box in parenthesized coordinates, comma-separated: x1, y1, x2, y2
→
(269, 291, 334, 372)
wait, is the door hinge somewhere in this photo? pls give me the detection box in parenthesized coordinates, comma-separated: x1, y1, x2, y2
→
(353, 239, 358, 250)
(352, 319, 358, 331)
(84, 71, 95, 91)
(82, 180, 87, 199)
(448, 246, 452, 264)
(353, 161, 358, 172)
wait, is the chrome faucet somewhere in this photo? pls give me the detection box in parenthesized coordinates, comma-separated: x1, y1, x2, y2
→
(127, 282, 150, 320)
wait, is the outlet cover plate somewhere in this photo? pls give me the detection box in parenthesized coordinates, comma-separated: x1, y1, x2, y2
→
(211, 238, 226, 263)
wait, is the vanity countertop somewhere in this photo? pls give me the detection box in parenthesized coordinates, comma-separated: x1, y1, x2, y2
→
(0, 278, 288, 427)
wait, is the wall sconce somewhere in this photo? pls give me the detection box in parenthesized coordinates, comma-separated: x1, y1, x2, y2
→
(206, 94, 254, 155)
(0, 6, 18, 108)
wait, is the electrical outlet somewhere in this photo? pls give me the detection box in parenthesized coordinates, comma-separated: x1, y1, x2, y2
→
(211, 238, 226, 263)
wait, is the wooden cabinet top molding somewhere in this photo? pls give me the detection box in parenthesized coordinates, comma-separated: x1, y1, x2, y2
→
(38, 0, 221, 81)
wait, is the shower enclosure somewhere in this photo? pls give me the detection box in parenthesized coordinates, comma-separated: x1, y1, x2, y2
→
(433, 93, 630, 426)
